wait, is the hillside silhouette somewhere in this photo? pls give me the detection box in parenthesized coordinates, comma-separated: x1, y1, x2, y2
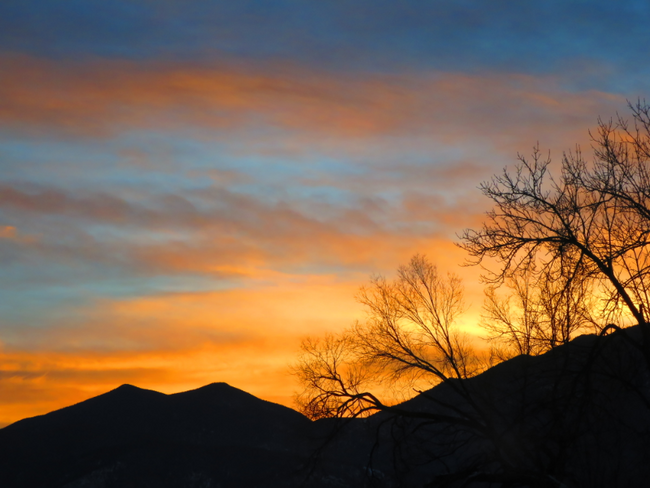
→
(2, 329, 650, 487)
(0, 383, 319, 487)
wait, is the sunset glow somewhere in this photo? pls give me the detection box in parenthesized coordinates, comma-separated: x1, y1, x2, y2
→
(1, 1, 649, 427)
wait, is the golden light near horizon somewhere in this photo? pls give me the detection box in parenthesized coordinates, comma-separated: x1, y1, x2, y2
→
(0, 239, 490, 427)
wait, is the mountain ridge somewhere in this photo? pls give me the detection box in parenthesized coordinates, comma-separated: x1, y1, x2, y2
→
(2, 329, 650, 487)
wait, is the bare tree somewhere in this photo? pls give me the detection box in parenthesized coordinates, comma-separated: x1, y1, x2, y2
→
(460, 101, 650, 340)
(482, 261, 597, 361)
(536, 261, 597, 345)
(294, 255, 481, 420)
(294, 256, 583, 487)
(482, 272, 544, 360)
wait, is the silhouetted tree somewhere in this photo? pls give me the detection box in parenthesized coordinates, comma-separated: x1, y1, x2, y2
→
(460, 101, 650, 332)
(295, 256, 585, 487)
(482, 261, 597, 361)
(295, 255, 481, 420)
(295, 101, 650, 487)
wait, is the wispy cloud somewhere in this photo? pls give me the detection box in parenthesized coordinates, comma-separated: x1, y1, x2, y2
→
(0, 55, 624, 149)
(0, 179, 482, 280)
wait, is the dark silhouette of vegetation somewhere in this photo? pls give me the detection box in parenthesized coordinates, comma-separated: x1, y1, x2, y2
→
(481, 262, 597, 361)
(295, 255, 481, 420)
(294, 101, 650, 487)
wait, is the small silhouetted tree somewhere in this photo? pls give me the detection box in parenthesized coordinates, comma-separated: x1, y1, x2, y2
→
(482, 261, 597, 361)
(295, 255, 481, 420)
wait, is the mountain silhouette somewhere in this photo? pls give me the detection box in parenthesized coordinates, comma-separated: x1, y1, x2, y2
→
(0, 383, 320, 488)
(2, 330, 650, 487)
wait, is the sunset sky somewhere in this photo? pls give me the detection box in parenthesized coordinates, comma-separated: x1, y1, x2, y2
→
(1, 1, 649, 427)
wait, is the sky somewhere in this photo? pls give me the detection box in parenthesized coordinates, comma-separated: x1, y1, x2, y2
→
(1, 0, 649, 427)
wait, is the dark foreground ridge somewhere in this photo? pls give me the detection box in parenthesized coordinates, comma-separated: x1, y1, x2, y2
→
(2, 329, 650, 487)
(0, 382, 322, 488)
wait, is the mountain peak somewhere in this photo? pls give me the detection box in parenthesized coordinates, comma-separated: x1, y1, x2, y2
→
(112, 383, 141, 392)
(101, 383, 165, 400)
(171, 381, 261, 404)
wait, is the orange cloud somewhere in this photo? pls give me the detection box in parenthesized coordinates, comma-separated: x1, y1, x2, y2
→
(0, 54, 406, 137)
(0, 226, 17, 239)
(0, 179, 487, 281)
(0, 54, 624, 151)
(0, 225, 36, 244)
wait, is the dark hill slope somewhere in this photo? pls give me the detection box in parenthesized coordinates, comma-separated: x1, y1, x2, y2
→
(0, 383, 318, 488)
(355, 330, 650, 487)
(2, 330, 650, 487)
